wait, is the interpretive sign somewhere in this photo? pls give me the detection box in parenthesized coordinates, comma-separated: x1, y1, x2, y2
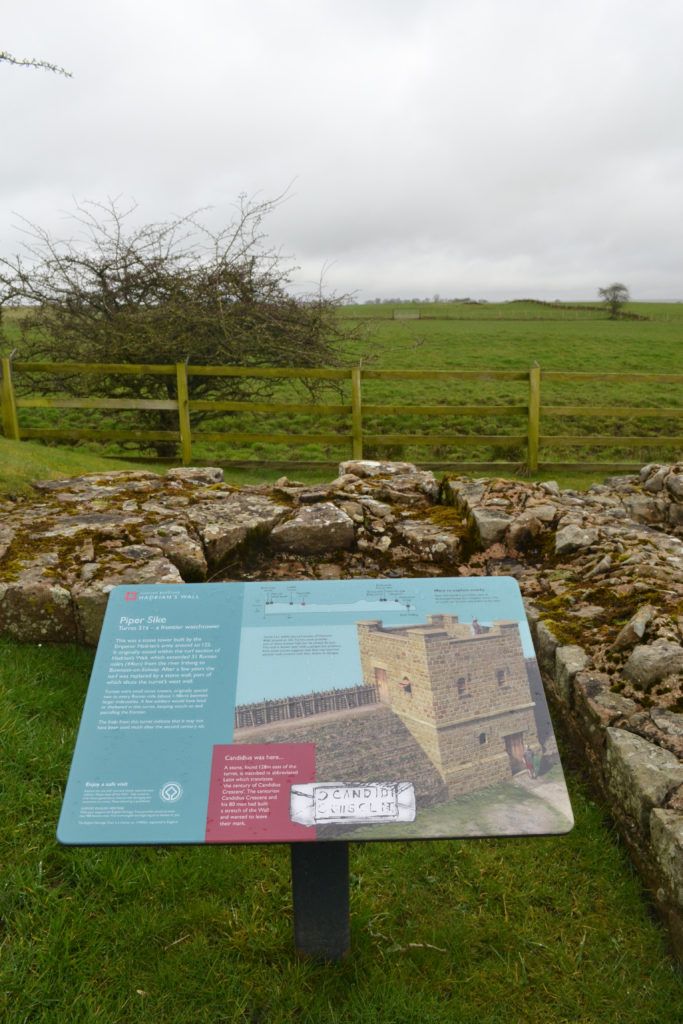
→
(58, 577, 573, 846)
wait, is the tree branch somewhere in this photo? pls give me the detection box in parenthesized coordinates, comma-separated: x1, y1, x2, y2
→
(0, 49, 72, 77)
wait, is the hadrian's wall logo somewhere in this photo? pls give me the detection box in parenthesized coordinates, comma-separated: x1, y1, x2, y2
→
(160, 781, 183, 803)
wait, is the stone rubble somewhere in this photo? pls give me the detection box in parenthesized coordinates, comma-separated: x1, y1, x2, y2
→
(1, 455, 683, 958)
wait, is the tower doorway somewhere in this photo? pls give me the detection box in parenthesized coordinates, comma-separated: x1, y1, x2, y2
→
(504, 732, 526, 774)
(373, 667, 388, 703)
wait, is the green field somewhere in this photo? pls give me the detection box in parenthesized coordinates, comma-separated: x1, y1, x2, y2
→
(2, 300, 682, 489)
(346, 299, 683, 322)
(339, 301, 683, 473)
(1, 639, 682, 1024)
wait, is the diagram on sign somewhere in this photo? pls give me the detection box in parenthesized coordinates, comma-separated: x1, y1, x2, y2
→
(253, 582, 418, 620)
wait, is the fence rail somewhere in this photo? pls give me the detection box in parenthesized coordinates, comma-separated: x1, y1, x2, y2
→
(2, 356, 682, 473)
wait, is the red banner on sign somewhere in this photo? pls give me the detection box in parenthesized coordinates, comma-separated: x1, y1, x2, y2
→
(205, 743, 316, 842)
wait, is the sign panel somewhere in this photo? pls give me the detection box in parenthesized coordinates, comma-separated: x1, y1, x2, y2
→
(58, 577, 573, 845)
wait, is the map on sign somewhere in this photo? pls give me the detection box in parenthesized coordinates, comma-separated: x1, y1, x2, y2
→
(58, 577, 573, 846)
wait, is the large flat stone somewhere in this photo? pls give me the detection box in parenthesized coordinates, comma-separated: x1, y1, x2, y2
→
(72, 557, 183, 645)
(555, 523, 598, 555)
(623, 495, 667, 524)
(188, 494, 287, 568)
(72, 582, 117, 647)
(623, 639, 683, 688)
(141, 523, 208, 581)
(471, 507, 512, 547)
(610, 604, 655, 651)
(555, 645, 590, 702)
(0, 524, 14, 561)
(669, 504, 683, 529)
(530, 618, 560, 679)
(666, 472, 683, 500)
(338, 460, 417, 478)
(651, 809, 683, 908)
(32, 470, 161, 493)
(395, 520, 461, 562)
(270, 503, 355, 555)
(374, 471, 439, 501)
(0, 580, 77, 643)
(524, 502, 560, 524)
(39, 511, 144, 540)
(442, 480, 486, 510)
(165, 467, 224, 485)
(507, 513, 545, 550)
(605, 727, 683, 833)
(573, 672, 638, 753)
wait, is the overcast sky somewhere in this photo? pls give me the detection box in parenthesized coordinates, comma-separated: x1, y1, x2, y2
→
(2, 0, 682, 302)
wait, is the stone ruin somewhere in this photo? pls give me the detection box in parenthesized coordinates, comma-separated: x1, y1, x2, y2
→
(1, 457, 682, 958)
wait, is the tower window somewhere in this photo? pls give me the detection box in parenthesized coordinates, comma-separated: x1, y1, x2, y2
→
(479, 732, 487, 745)
(457, 676, 468, 697)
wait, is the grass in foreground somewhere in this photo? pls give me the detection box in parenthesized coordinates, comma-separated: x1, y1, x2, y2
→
(1, 638, 681, 1024)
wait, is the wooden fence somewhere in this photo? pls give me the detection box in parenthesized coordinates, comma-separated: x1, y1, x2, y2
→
(234, 684, 380, 729)
(1, 356, 682, 473)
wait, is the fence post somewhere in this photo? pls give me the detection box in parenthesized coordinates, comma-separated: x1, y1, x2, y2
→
(528, 362, 541, 473)
(351, 364, 363, 460)
(1, 355, 20, 440)
(175, 361, 193, 465)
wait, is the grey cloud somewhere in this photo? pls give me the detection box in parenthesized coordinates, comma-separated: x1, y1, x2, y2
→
(1, 0, 682, 300)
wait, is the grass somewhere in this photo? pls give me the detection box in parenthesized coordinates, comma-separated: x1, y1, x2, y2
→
(321, 301, 683, 473)
(1, 637, 682, 1023)
(0, 436, 171, 497)
(0, 436, 333, 498)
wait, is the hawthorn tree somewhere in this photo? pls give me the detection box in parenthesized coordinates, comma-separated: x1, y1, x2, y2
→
(0, 196, 355, 454)
(598, 282, 630, 319)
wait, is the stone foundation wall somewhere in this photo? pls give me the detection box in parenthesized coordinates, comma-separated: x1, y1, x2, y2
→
(526, 608, 683, 962)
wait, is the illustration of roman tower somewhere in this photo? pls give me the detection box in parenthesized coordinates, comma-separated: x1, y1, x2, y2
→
(356, 614, 539, 796)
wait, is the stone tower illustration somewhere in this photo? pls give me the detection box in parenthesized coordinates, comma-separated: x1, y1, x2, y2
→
(357, 614, 539, 796)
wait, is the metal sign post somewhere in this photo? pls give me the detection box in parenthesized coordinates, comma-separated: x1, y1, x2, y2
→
(291, 842, 350, 960)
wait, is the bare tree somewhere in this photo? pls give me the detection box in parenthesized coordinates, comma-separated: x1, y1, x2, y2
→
(0, 50, 72, 77)
(598, 282, 630, 319)
(0, 195, 357, 454)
